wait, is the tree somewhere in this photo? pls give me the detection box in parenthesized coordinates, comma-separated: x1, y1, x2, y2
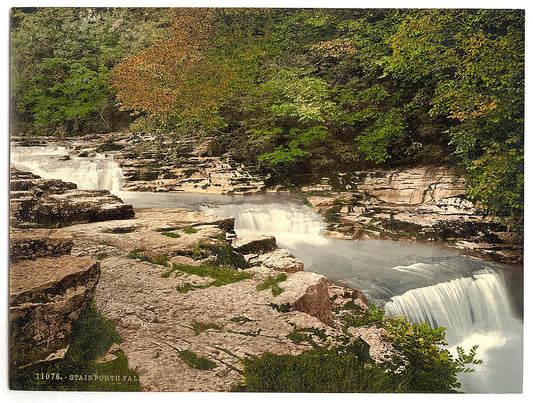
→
(11, 8, 126, 135)
(387, 9, 524, 227)
(111, 8, 235, 131)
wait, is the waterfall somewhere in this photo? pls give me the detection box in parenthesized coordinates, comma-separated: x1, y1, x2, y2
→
(200, 199, 327, 248)
(10, 144, 523, 393)
(385, 269, 523, 393)
(11, 145, 124, 192)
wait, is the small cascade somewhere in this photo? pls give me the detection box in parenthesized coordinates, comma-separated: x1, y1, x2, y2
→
(11, 145, 124, 192)
(200, 199, 326, 247)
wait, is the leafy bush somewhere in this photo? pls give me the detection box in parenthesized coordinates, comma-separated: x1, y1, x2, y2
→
(234, 339, 401, 393)
(235, 304, 481, 393)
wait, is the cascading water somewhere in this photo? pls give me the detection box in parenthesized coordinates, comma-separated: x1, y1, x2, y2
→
(11, 144, 523, 393)
(385, 269, 523, 393)
(11, 145, 124, 192)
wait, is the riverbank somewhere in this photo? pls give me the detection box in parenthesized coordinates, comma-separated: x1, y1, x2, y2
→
(10, 133, 523, 266)
(8, 158, 523, 392)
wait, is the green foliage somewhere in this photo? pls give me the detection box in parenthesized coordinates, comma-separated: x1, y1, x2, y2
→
(178, 350, 217, 370)
(269, 302, 291, 313)
(256, 273, 287, 296)
(235, 339, 401, 393)
(162, 262, 253, 293)
(183, 227, 198, 234)
(192, 239, 247, 269)
(383, 315, 476, 392)
(10, 300, 141, 391)
(11, 8, 127, 134)
(10, 8, 524, 228)
(340, 303, 385, 332)
(237, 306, 481, 393)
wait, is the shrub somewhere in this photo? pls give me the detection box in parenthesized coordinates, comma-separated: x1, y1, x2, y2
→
(183, 227, 198, 234)
(235, 305, 481, 393)
(234, 339, 399, 393)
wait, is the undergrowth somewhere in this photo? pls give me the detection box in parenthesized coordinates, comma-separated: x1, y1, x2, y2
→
(10, 300, 141, 391)
(234, 305, 481, 393)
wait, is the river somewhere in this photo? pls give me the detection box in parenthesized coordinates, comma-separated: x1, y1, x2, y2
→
(10, 144, 524, 393)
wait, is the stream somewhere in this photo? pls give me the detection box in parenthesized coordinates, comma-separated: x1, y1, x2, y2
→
(10, 144, 524, 393)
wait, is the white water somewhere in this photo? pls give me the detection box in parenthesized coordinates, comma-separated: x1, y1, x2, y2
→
(385, 270, 523, 392)
(10, 144, 523, 393)
(11, 145, 124, 192)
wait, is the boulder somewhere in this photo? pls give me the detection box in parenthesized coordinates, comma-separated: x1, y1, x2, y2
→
(9, 256, 100, 369)
(231, 235, 277, 254)
(247, 248, 304, 273)
(270, 271, 333, 324)
(10, 228, 73, 261)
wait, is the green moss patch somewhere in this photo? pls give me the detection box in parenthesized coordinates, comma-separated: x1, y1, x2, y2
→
(10, 300, 141, 391)
(256, 273, 287, 296)
(163, 262, 253, 293)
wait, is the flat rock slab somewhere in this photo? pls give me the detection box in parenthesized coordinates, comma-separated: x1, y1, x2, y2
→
(10, 228, 73, 261)
(94, 256, 330, 392)
(10, 256, 99, 306)
(65, 208, 235, 262)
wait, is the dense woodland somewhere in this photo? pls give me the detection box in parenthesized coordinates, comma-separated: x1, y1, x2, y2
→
(10, 8, 524, 229)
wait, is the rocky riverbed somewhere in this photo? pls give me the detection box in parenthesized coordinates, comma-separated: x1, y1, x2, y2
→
(11, 133, 523, 265)
(9, 167, 382, 391)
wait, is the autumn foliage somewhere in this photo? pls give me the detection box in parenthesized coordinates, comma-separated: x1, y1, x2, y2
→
(111, 8, 234, 124)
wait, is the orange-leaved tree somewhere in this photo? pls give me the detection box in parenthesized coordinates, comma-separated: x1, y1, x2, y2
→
(111, 8, 234, 128)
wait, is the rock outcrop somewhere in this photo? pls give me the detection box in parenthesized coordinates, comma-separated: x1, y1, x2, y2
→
(231, 235, 277, 254)
(10, 167, 135, 228)
(113, 134, 266, 194)
(268, 271, 334, 325)
(10, 228, 74, 261)
(57, 207, 370, 391)
(9, 255, 100, 369)
(302, 166, 522, 264)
